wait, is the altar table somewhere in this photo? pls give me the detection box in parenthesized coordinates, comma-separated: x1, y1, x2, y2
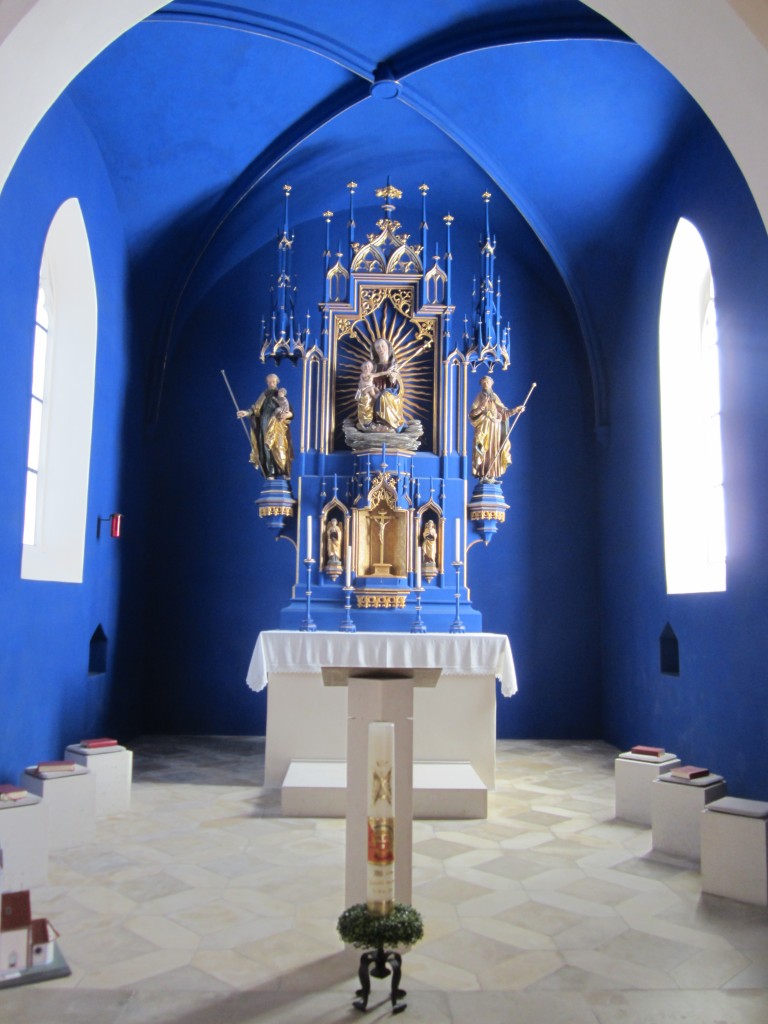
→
(247, 631, 516, 803)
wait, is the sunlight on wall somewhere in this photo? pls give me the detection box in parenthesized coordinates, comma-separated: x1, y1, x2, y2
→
(659, 217, 725, 594)
(21, 197, 98, 583)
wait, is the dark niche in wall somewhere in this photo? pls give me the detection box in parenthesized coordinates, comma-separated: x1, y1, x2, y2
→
(659, 623, 680, 676)
(89, 624, 108, 676)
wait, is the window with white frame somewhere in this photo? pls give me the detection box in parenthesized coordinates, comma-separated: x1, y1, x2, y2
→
(21, 198, 98, 583)
(659, 217, 726, 594)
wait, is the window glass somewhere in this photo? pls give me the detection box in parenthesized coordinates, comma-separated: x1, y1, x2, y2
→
(659, 218, 726, 594)
(21, 198, 98, 583)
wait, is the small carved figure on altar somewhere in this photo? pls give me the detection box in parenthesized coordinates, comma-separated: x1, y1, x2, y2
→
(325, 516, 343, 566)
(469, 376, 523, 480)
(371, 337, 405, 432)
(355, 360, 376, 430)
(238, 375, 294, 478)
(422, 519, 438, 566)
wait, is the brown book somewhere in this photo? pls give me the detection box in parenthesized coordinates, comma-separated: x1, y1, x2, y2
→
(630, 745, 665, 756)
(671, 765, 709, 779)
(0, 783, 28, 800)
(36, 760, 76, 772)
(79, 738, 118, 748)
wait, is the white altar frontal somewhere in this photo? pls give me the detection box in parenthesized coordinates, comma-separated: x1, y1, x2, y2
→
(247, 630, 516, 820)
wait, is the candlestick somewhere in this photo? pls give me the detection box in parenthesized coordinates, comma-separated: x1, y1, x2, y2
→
(339, 585, 356, 633)
(367, 722, 395, 916)
(306, 514, 313, 561)
(300, 556, 317, 632)
(449, 561, 466, 634)
(410, 586, 427, 633)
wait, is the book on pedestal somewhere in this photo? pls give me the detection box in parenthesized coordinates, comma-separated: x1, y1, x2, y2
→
(671, 765, 709, 780)
(0, 783, 28, 801)
(32, 761, 77, 778)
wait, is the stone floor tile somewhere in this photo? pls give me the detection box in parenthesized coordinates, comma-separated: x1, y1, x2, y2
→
(4, 736, 768, 1024)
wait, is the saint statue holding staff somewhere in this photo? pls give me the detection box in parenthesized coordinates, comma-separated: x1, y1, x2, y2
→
(237, 373, 294, 478)
(469, 376, 524, 481)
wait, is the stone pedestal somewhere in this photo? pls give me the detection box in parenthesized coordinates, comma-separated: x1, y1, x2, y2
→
(20, 766, 96, 850)
(701, 797, 768, 905)
(651, 772, 727, 862)
(614, 751, 681, 825)
(65, 744, 132, 816)
(0, 796, 48, 890)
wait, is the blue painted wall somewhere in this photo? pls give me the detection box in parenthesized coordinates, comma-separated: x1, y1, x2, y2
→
(0, 97, 143, 782)
(598, 112, 768, 797)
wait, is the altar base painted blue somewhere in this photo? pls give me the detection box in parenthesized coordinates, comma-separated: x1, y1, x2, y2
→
(279, 595, 482, 634)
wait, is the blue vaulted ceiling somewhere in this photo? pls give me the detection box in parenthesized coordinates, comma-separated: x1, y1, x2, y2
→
(63, 0, 704, 425)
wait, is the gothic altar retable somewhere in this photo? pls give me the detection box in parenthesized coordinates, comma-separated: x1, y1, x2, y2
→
(236, 180, 529, 901)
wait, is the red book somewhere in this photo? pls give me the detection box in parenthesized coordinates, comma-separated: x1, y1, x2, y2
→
(671, 765, 709, 779)
(0, 783, 28, 800)
(631, 745, 665, 756)
(79, 738, 118, 748)
(36, 760, 76, 772)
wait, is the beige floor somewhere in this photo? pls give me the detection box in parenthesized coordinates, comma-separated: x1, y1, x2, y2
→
(2, 736, 767, 1023)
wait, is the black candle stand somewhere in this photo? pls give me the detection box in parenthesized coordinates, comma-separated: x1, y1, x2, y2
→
(354, 946, 407, 1014)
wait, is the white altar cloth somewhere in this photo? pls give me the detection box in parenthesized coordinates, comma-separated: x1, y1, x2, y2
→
(247, 631, 517, 795)
(246, 630, 517, 696)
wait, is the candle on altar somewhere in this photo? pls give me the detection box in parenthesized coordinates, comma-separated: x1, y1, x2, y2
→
(306, 515, 313, 561)
(345, 544, 352, 587)
(415, 546, 422, 589)
(367, 721, 395, 916)
(455, 518, 461, 563)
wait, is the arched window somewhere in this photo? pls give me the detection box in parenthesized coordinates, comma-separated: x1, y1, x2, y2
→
(21, 198, 98, 583)
(659, 218, 725, 594)
(22, 273, 51, 546)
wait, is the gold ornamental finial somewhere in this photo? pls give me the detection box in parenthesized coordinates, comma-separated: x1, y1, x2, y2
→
(419, 183, 429, 195)
(375, 183, 403, 200)
(347, 181, 358, 191)
(443, 213, 455, 225)
(283, 184, 292, 195)
(323, 210, 333, 220)
(482, 191, 491, 202)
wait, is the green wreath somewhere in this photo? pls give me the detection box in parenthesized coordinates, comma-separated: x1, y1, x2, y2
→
(337, 903, 424, 950)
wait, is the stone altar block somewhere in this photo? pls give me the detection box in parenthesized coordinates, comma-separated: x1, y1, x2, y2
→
(247, 630, 516, 820)
(0, 795, 48, 890)
(65, 744, 132, 816)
